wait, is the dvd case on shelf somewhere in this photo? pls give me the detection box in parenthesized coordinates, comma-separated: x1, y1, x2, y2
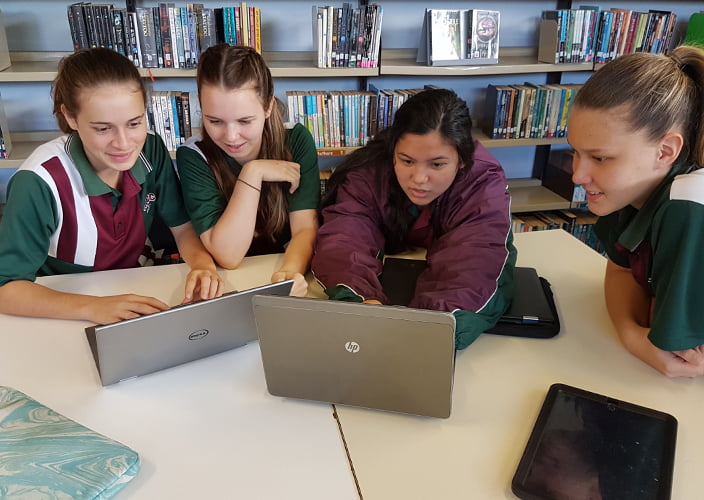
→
(417, 8, 499, 66)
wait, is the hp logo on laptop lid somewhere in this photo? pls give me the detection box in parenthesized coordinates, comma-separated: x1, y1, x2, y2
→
(345, 341, 360, 353)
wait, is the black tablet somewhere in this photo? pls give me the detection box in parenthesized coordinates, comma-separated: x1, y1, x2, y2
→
(512, 383, 677, 500)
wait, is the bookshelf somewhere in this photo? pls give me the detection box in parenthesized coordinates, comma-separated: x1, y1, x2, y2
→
(0, 1, 699, 216)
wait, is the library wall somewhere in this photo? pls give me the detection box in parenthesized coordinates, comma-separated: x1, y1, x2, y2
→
(0, 1, 701, 200)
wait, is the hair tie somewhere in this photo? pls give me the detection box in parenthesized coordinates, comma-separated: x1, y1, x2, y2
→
(669, 52, 686, 71)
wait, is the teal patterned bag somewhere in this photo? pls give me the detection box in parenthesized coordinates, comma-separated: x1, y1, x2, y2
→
(0, 386, 140, 499)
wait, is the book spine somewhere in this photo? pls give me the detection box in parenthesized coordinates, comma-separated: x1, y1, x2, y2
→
(248, 6, 255, 50)
(181, 91, 192, 139)
(240, 2, 249, 47)
(180, 7, 191, 68)
(171, 7, 185, 68)
(233, 7, 240, 45)
(101, 5, 115, 50)
(126, 11, 142, 67)
(159, 3, 174, 68)
(136, 8, 158, 68)
(112, 8, 126, 56)
(70, 4, 90, 50)
(173, 92, 184, 145)
(187, 4, 199, 66)
(152, 7, 164, 67)
(82, 5, 98, 48)
(254, 7, 261, 53)
(66, 5, 80, 51)
(200, 8, 214, 54)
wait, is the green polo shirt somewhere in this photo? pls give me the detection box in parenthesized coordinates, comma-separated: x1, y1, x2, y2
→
(595, 160, 704, 350)
(0, 132, 189, 285)
(176, 123, 320, 246)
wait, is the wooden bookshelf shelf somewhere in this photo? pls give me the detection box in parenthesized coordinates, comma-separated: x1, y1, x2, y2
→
(0, 51, 378, 82)
(508, 178, 571, 212)
(379, 48, 594, 76)
(0, 47, 595, 83)
(472, 128, 567, 147)
(0, 131, 61, 168)
(0, 53, 65, 82)
(317, 147, 358, 157)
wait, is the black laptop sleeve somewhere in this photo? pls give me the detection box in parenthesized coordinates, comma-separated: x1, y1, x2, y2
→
(485, 272, 560, 338)
(380, 259, 560, 339)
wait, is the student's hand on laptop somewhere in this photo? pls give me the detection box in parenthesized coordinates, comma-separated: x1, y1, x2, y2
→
(271, 271, 308, 297)
(90, 294, 170, 325)
(183, 268, 225, 303)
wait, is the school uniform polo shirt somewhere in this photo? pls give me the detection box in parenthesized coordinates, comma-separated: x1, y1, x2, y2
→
(176, 123, 320, 255)
(0, 132, 189, 286)
(594, 160, 704, 351)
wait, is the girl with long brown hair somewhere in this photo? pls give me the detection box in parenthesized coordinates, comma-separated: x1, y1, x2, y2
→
(177, 44, 319, 296)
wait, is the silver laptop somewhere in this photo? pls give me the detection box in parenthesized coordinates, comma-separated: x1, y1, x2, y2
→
(252, 295, 456, 418)
(86, 280, 294, 386)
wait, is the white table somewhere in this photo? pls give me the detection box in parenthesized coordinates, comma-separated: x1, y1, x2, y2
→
(0, 254, 359, 499)
(334, 229, 704, 499)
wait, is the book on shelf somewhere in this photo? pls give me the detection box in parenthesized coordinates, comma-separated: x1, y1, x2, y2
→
(313, 4, 383, 68)
(417, 8, 499, 66)
(538, 7, 677, 65)
(136, 8, 159, 68)
(66, 2, 261, 69)
(147, 90, 195, 152)
(511, 209, 602, 252)
(285, 87, 429, 150)
(595, 8, 676, 64)
(539, 8, 600, 64)
(482, 83, 580, 140)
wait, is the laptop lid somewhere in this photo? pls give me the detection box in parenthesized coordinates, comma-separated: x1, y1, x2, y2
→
(252, 295, 456, 418)
(86, 280, 294, 386)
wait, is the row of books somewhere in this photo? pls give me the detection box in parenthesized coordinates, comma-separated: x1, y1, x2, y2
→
(286, 87, 425, 149)
(512, 210, 602, 253)
(539, 7, 677, 65)
(483, 83, 581, 140)
(287, 90, 376, 149)
(67, 2, 261, 70)
(146, 90, 195, 152)
(418, 9, 500, 66)
(313, 3, 383, 68)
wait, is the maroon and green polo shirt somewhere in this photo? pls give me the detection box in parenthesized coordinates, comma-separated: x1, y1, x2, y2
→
(595, 160, 704, 351)
(0, 131, 189, 285)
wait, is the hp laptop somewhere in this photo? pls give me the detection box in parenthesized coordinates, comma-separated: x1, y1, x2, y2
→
(252, 295, 456, 418)
(86, 280, 294, 386)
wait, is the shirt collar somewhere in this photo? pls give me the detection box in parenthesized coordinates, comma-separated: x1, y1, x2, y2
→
(618, 158, 692, 251)
(65, 132, 149, 196)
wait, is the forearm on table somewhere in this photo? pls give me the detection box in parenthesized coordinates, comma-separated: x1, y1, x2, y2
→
(0, 280, 96, 321)
(604, 260, 652, 349)
(170, 222, 218, 271)
(278, 222, 317, 276)
(201, 184, 261, 269)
